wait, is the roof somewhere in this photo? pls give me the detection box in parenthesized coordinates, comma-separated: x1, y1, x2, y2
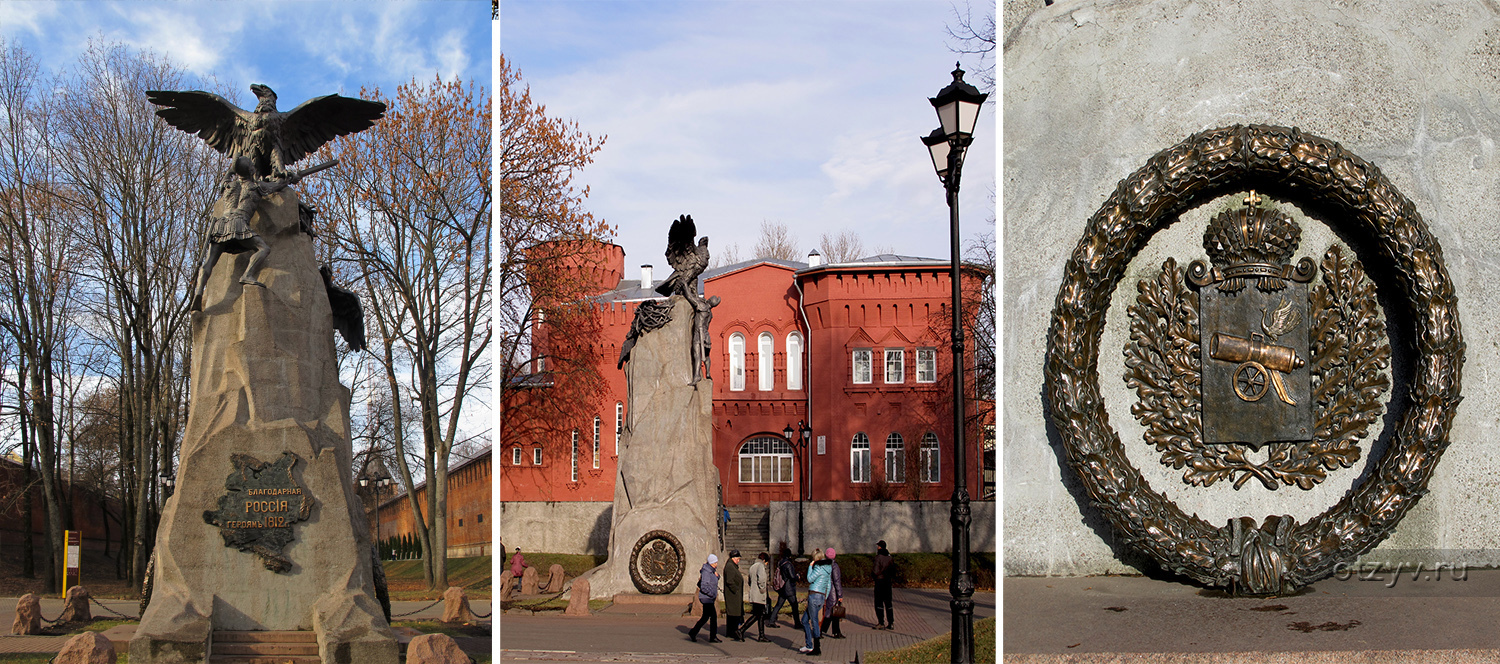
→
(592, 279, 662, 303)
(701, 257, 809, 282)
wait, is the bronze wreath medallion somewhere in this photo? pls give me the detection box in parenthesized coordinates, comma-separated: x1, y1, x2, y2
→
(1044, 124, 1463, 594)
(629, 529, 686, 595)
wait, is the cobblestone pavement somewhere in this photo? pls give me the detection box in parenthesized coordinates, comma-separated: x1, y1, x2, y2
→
(500, 587, 996, 664)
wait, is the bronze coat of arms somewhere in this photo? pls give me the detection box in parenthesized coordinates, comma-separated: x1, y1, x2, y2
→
(1044, 125, 1464, 595)
(1124, 192, 1391, 490)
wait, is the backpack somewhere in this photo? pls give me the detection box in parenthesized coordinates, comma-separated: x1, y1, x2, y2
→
(771, 563, 784, 591)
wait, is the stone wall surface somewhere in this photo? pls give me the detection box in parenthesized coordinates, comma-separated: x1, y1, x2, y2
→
(1005, 0, 1500, 576)
(768, 501, 996, 555)
(498, 501, 613, 555)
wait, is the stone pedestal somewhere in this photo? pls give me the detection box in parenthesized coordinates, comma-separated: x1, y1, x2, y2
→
(583, 296, 719, 598)
(131, 190, 397, 664)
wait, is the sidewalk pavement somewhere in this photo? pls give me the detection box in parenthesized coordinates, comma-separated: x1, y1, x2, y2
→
(0, 597, 489, 654)
(500, 587, 996, 664)
(1006, 568, 1500, 663)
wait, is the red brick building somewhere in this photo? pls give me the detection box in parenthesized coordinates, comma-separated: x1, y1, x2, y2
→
(501, 239, 992, 513)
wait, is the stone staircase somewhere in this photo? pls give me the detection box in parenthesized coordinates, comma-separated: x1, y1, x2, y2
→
(209, 631, 319, 664)
(723, 505, 770, 561)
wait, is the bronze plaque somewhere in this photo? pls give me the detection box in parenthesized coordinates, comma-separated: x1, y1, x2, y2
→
(1193, 198, 1313, 447)
(203, 451, 313, 573)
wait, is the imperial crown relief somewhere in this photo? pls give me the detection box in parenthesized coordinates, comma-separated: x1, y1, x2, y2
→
(1044, 125, 1464, 595)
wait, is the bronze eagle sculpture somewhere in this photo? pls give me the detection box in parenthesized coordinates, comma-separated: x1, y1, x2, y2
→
(146, 84, 386, 179)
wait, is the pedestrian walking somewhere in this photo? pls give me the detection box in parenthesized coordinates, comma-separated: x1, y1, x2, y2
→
(819, 547, 846, 638)
(768, 542, 802, 629)
(738, 552, 771, 642)
(799, 549, 831, 655)
(687, 554, 722, 643)
(872, 540, 895, 630)
(723, 550, 745, 640)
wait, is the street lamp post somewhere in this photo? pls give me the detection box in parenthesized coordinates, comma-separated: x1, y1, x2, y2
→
(921, 63, 987, 664)
(784, 421, 812, 555)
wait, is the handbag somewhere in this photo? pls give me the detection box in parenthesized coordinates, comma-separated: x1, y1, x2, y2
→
(831, 601, 846, 619)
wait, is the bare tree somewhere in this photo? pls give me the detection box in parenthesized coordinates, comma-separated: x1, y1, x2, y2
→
(311, 76, 491, 590)
(51, 40, 218, 584)
(709, 242, 743, 269)
(818, 230, 865, 264)
(946, 2, 996, 97)
(0, 39, 82, 592)
(752, 220, 800, 261)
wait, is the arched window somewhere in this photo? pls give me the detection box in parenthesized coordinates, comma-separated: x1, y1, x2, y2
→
(511, 447, 522, 466)
(786, 332, 803, 390)
(532, 446, 542, 465)
(738, 437, 794, 483)
(851, 433, 871, 483)
(758, 332, 774, 391)
(921, 432, 940, 483)
(885, 433, 905, 483)
(729, 333, 746, 391)
(615, 402, 624, 455)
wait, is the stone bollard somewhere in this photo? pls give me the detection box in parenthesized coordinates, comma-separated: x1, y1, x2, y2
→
(498, 571, 515, 602)
(58, 586, 92, 623)
(405, 633, 471, 664)
(440, 586, 475, 623)
(543, 564, 566, 593)
(54, 631, 116, 664)
(564, 578, 591, 616)
(520, 566, 539, 595)
(12, 593, 41, 635)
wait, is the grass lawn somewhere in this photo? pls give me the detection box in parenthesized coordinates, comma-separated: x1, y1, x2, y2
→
(383, 555, 491, 600)
(863, 616, 996, 663)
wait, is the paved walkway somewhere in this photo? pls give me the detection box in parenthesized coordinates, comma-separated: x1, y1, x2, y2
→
(0, 597, 489, 654)
(500, 587, 995, 664)
(1006, 569, 1500, 662)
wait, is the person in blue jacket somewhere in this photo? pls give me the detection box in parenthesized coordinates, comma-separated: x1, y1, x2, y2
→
(799, 549, 832, 655)
(687, 554, 722, 643)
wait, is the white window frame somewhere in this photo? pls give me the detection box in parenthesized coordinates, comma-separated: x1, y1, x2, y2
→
(916, 347, 937, 383)
(511, 447, 521, 465)
(571, 430, 579, 482)
(592, 416, 601, 469)
(852, 349, 873, 384)
(615, 402, 624, 455)
(738, 437, 795, 484)
(533, 446, 542, 466)
(851, 433, 871, 483)
(885, 348, 905, 384)
(920, 432, 940, 483)
(729, 333, 746, 391)
(758, 332, 775, 391)
(786, 332, 803, 390)
(885, 432, 905, 483)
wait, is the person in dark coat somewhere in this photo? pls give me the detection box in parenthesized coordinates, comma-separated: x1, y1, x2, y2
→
(768, 542, 802, 629)
(723, 550, 745, 640)
(872, 540, 895, 629)
(687, 554, 722, 643)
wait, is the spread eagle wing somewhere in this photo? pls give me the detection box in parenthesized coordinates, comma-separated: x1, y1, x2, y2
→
(276, 94, 387, 168)
(320, 265, 367, 352)
(145, 90, 254, 155)
(1261, 295, 1302, 341)
(664, 215, 697, 269)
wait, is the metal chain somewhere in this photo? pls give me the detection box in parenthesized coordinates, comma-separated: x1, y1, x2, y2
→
(390, 598, 444, 618)
(470, 608, 492, 618)
(90, 596, 139, 620)
(508, 589, 566, 611)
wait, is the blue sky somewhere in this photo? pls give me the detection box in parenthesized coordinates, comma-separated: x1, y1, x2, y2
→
(0, 1, 489, 108)
(500, 0, 996, 270)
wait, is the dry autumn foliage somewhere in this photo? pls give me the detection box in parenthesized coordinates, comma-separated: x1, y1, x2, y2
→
(308, 75, 491, 590)
(497, 54, 618, 493)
